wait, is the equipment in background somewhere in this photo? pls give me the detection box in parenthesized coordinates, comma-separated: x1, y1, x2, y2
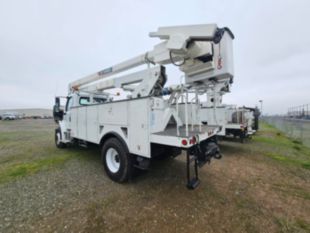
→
(242, 106, 260, 132)
(200, 104, 259, 142)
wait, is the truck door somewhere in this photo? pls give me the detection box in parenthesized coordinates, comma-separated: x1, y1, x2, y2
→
(64, 97, 73, 130)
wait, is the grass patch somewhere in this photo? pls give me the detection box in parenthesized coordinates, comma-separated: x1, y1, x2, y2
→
(293, 145, 301, 151)
(253, 126, 294, 148)
(302, 163, 310, 170)
(253, 135, 293, 148)
(0, 154, 74, 184)
(275, 217, 310, 233)
(0, 131, 50, 142)
(292, 139, 303, 145)
(272, 183, 310, 200)
(0, 124, 100, 184)
(260, 122, 279, 131)
(295, 219, 310, 232)
(253, 122, 310, 170)
(265, 152, 310, 170)
(292, 189, 310, 200)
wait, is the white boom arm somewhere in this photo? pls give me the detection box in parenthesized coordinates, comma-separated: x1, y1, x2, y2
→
(81, 66, 166, 98)
(69, 24, 234, 94)
(69, 54, 147, 91)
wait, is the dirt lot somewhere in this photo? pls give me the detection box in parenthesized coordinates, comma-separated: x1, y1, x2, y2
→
(0, 119, 309, 233)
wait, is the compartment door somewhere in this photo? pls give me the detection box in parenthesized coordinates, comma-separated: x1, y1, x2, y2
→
(128, 99, 150, 157)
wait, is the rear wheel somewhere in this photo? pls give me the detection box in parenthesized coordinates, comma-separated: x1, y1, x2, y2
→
(55, 128, 66, 148)
(101, 138, 133, 183)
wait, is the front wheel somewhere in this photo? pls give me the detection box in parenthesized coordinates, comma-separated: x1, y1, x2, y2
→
(55, 128, 66, 148)
(101, 138, 133, 183)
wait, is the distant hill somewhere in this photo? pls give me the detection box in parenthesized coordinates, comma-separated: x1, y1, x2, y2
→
(0, 108, 52, 117)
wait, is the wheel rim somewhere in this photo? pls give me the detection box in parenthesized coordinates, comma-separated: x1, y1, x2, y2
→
(106, 148, 120, 173)
(56, 132, 61, 145)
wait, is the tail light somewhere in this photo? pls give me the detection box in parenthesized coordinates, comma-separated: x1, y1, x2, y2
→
(181, 139, 188, 146)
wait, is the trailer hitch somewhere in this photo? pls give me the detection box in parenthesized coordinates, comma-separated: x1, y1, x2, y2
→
(186, 142, 222, 189)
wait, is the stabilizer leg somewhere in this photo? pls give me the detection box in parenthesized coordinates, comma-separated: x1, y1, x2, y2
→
(186, 150, 200, 189)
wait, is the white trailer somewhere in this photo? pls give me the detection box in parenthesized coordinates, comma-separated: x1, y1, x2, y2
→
(200, 104, 260, 142)
(53, 24, 235, 189)
(200, 104, 247, 141)
(241, 106, 260, 135)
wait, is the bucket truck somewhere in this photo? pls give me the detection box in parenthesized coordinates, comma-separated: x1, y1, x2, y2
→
(53, 24, 235, 189)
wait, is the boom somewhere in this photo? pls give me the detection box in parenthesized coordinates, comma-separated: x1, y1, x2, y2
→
(69, 24, 234, 99)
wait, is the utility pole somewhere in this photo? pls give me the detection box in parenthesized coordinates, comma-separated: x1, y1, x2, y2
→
(259, 100, 263, 115)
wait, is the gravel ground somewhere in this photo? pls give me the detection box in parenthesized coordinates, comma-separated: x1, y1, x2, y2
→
(0, 120, 309, 233)
(0, 157, 104, 232)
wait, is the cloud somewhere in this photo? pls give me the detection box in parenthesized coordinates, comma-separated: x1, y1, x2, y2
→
(0, 0, 309, 114)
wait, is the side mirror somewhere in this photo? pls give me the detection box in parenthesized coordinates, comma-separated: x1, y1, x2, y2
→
(53, 97, 64, 123)
(55, 97, 60, 108)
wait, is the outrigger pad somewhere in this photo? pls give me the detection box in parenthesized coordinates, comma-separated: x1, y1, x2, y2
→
(187, 178, 200, 190)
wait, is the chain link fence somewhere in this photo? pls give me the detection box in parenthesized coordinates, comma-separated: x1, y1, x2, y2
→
(288, 103, 310, 119)
(263, 116, 310, 147)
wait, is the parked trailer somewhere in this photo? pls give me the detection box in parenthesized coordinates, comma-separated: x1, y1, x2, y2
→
(200, 104, 248, 142)
(53, 24, 235, 189)
(242, 106, 260, 133)
(200, 104, 260, 142)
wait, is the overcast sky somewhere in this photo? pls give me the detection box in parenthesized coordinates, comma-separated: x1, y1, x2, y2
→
(0, 0, 309, 114)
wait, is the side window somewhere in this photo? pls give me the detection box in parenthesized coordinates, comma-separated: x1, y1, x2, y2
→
(65, 97, 73, 112)
(93, 97, 107, 103)
(79, 97, 90, 105)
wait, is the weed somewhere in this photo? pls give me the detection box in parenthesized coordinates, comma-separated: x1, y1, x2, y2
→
(292, 140, 303, 145)
(302, 163, 310, 170)
(275, 217, 310, 233)
(293, 145, 301, 151)
(295, 219, 310, 231)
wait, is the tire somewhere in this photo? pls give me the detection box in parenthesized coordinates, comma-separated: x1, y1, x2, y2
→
(101, 137, 133, 183)
(55, 128, 66, 148)
(240, 131, 246, 143)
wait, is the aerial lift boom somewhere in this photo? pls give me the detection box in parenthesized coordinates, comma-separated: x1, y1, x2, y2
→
(69, 24, 234, 95)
